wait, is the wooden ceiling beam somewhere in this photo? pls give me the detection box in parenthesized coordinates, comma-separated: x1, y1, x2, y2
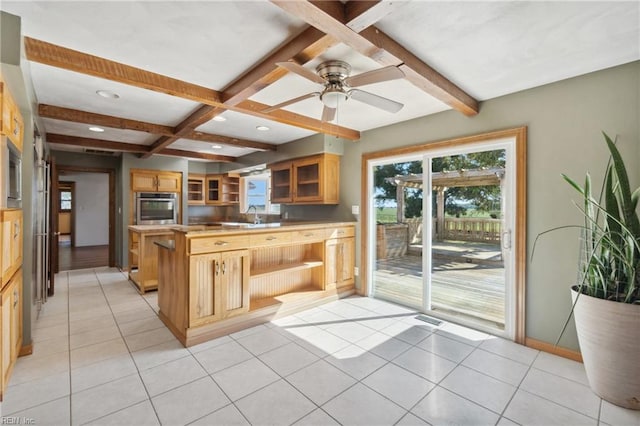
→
(46, 133, 147, 153)
(39, 104, 276, 151)
(46, 133, 236, 162)
(359, 26, 479, 116)
(39, 104, 174, 136)
(271, 0, 479, 116)
(25, 37, 223, 106)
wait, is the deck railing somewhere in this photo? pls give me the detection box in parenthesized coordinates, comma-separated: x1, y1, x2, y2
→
(404, 217, 502, 243)
(443, 218, 502, 242)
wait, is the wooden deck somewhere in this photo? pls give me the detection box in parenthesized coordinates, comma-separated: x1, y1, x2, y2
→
(374, 241, 505, 328)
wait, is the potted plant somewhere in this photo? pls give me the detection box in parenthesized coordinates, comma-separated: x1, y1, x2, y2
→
(535, 132, 639, 410)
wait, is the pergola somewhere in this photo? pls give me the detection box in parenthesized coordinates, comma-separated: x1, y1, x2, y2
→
(385, 167, 505, 239)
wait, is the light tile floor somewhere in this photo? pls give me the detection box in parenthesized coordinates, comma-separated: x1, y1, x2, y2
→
(2, 267, 639, 425)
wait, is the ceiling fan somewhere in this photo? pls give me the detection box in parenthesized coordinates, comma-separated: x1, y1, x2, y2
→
(262, 60, 406, 122)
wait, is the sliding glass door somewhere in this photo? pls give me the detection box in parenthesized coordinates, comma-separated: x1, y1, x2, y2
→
(369, 137, 517, 338)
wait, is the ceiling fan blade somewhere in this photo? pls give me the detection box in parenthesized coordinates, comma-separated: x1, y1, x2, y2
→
(349, 89, 404, 113)
(321, 106, 336, 122)
(262, 92, 320, 113)
(276, 61, 325, 84)
(344, 66, 405, 87)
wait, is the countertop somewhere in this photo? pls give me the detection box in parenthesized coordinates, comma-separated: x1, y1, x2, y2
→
(129, 221, 356, 235)
(173, 221, 356, 235)
(128, 224, 180, 232)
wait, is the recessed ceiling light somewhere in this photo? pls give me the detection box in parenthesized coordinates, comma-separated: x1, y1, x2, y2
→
(96, 90, 120, 99)
(212, 116, 226, 122)
(89, 126, 105, 132)
(256, 125, 270, 131)
(211, 145, 223, 149)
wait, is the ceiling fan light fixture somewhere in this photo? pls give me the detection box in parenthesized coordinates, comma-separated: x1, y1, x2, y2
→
(96, 90, 119, 99)
(320, 88, 348, 109)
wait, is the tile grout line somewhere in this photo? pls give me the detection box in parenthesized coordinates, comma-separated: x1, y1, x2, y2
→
(92, 268, 164, 426)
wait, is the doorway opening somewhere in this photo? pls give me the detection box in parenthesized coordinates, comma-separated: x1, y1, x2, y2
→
(363, 128, 526, 342)
(51, 165, 116, 283)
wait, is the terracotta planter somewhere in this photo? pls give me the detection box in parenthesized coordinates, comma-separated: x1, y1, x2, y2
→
(572, 287, 640, 409)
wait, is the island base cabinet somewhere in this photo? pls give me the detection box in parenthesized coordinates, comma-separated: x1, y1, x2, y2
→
(189, 250, 250, 327)
(325, 236, 355, 290)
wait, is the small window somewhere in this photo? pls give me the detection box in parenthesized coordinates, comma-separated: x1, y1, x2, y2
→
(240, 173, 280, 214)
(60, 190, 72, 212)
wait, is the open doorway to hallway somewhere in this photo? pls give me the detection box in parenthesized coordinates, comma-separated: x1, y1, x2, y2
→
(56, 170, 112, 271)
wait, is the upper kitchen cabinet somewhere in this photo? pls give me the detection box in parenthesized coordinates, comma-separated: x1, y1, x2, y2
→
(269, 153, 340, 204)
(205, 174, 240, 205)
(0, 78, 24, 152)
(187, 174, 205, 205)
(1, 209, 22, 287)
(131, 169, 182, 193)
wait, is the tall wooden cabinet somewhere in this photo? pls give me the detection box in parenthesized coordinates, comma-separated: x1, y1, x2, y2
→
(269, 153, 340, 204)
(0, 77, 25, 401)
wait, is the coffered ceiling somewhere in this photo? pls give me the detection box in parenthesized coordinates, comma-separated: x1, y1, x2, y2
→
(2, 1, 638, 163)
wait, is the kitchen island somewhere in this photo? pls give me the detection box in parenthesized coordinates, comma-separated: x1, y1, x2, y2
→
(155, 222, 356, 347)
(128, 225, 177, 294)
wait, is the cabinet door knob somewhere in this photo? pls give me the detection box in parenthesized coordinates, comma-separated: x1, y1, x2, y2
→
(215, 262, 220, 276)
(214, 241, 228, 246)
(221, 261, 226, 274)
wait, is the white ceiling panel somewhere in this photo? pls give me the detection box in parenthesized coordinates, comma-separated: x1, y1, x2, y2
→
(3, 1, 308, 89)
(170, 139, 256, 158)
(376, 1, 640, 100)
(195, 110, 316, 144)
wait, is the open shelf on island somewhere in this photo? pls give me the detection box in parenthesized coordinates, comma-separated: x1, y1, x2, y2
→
(250, 260, 323, 279)
(250, 285, 325, 311)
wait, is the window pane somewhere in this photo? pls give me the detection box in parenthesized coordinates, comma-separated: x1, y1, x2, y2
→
(61, 191, 72, 201)
(61, 200, 71, 210)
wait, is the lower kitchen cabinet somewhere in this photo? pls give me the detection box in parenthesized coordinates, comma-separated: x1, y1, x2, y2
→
(325, 228, 355, 290)
(189, 249, 250, 327)
(1, 268, 22, 400)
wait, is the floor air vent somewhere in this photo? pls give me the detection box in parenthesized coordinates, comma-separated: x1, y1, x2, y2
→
(414, 315, 443, 326)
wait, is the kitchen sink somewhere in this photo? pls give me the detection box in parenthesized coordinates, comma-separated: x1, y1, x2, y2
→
(218, 222, 281, 228)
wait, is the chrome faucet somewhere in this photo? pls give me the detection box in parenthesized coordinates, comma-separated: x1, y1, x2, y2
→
(246, 205, 262, 224)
